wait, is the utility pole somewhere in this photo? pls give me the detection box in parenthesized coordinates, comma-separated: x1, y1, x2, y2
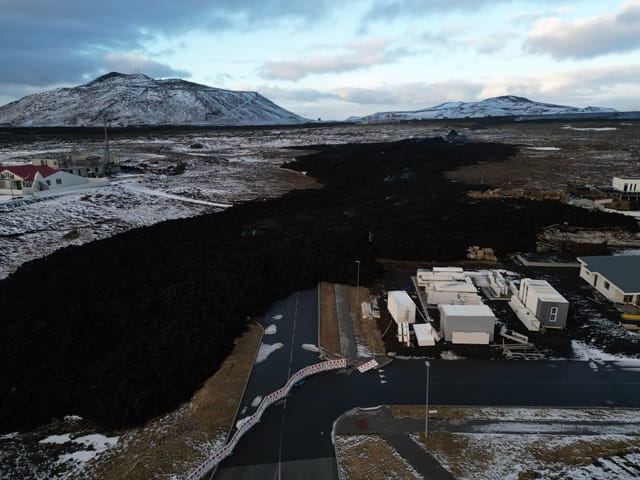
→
(425, 360, 431, 441)
(103, 114, 110, 170)
(355, 260, 361, 313)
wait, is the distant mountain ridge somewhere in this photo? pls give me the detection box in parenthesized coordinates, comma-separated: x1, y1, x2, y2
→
(348, 95, 617, 122)
(0, 72, 308, 127)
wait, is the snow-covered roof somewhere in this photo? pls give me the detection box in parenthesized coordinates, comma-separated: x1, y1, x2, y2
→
(1, 165, 57, 180)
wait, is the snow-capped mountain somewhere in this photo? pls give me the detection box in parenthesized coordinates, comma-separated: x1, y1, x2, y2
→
(0, 72, 307, 127)
(349, 96, 617, 122)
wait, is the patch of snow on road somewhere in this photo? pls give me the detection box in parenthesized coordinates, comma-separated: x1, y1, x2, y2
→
(255, 342, 284, 363)
(526, 146, 560, 151)
(251, 396, 263, 407)
(271, 314, 284, 320)
(264, 324, 277, 335)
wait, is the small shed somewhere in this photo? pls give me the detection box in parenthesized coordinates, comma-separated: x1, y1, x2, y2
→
(387, 290, 416, 324)
(438, 304, 496, 344)
(518, 278, 569, 329)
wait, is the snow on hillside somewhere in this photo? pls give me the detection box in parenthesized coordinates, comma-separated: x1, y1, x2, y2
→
(0, 72, 308, 127)
(350, 95, 617, 122)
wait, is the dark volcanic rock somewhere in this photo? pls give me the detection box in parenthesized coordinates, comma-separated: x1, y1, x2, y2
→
(0, 138, 636, 433)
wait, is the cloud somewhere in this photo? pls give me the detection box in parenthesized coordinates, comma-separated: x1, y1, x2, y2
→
(525, 1, 640, 59)
(260, 38, 411, 80)
(469, 31, 517, 54)
(478, 64, 640, 108)
(100, 54, 189, 78)
(364, 0, 501, 22)
(262, 64, 640, 120)
(261, 80, 482, 106)
(0, 0, 342, 91)
(362, 0, 559, 24)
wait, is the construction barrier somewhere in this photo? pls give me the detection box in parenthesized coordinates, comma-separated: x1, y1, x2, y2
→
(356, 358, 379, 373)
(186, 358, 347, 480)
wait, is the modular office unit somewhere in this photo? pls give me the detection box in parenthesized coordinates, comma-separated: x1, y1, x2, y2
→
(518, 278, 569, 329)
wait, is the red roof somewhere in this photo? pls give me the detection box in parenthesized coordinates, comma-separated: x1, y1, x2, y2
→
(0, 165, 57, 181)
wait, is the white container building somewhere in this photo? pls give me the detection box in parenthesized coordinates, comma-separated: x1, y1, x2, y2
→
(417, 267, 465, 287)
(424, 277, 482, 306)
(438, 304, 496, 344)
(518, 278, 569, 329)
(387, 290, 416, 324)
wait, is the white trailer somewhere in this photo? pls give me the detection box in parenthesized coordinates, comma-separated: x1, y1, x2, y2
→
(387, 290, 416, 324)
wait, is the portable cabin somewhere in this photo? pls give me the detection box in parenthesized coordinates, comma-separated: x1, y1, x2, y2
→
(518, 278, 569, 329)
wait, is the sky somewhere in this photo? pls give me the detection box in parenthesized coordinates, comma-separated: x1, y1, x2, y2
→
(1, 0, 639, 120)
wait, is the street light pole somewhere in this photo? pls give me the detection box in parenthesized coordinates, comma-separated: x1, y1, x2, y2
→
(425, 360, 430, 441)
(355, 260, 361, 312)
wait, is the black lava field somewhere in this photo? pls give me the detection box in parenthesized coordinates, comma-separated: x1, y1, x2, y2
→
(0, 137, 636, 433)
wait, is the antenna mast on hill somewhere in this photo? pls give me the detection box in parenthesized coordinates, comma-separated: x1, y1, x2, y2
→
(103, 114, 110, 166)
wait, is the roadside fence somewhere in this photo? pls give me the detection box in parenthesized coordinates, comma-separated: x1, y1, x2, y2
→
(186, 358, 347, 480)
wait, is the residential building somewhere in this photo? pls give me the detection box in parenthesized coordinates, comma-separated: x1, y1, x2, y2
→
(0, 164, 93, 195)
(578, 255, 640, 306)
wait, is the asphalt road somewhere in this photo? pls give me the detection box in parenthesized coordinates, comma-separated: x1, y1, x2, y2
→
(216, 289, 640, 479)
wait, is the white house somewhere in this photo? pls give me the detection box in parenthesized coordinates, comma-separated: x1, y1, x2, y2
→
(0, 164, 96, 195)
(577, 255, 640, 305)
(612, 177, 640, 194)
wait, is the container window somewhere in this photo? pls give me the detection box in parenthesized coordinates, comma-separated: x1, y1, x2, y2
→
(549, 307, 558, 323)
(604, 281, 610, 290)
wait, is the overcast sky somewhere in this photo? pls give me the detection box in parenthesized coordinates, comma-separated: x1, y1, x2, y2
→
(1, 0, 639, 119)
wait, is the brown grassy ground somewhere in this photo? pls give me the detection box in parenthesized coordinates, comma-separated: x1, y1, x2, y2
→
(319, 281, 342, 357)
(83, 323, 263, 479)
(336, 434, 421, 480)
(347, 285, 386, 356)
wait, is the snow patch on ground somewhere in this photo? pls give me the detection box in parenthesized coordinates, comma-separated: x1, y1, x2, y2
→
(271, 314, 284, 320)
(255, 342, 284, 363)
(40, 434, 72, 444)
(526, 146, 560, 151)
(264, 324, 277, 335)
(302, 343, 321, 353)
(251, 396, 263, 407)
(440, 350, 465, 360)
(571, 340, 633, 361)
(562, 126, 617, 131)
